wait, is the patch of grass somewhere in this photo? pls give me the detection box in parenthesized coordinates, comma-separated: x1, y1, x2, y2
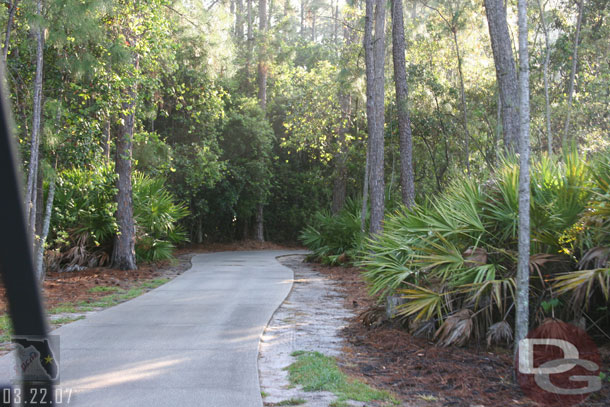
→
(261, 391, 269, 398)
(0, 315, 13, 342)
(329, 401, 350, 407)
(141, 278, 170, 289)
(51, 316, 85, 325)
(49, 304, 78, 314)
(88, 285, 121, 293)
(276, 399, 306, 406)
(118, 288, 144, 300)
(287, 351, 394, 404)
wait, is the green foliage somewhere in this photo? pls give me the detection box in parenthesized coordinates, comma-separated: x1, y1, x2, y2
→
(133, 173, 190, 261)
(0, 315, 13, 343)
(299, 199, 365, 265)
(354, 151, 610, 343)
(50, 165, 188, 268)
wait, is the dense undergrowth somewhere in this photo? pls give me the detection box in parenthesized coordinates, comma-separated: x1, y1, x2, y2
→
(301, 151, 610, 345)
(48, 165, 188, 271)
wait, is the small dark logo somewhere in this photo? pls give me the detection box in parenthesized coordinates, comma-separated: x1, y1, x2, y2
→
(515, 320, 601, 406)
(12, 335, 60, 383)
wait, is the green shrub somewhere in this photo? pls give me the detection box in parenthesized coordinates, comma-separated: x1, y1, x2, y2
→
(357, 150, 610, 344)
(50, 165, 189, 269)
(133, 173, 189, 261)
(299, 198, 366, 265)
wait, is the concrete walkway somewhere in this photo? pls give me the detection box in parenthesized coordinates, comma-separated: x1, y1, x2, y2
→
(0, 250, 305, 406)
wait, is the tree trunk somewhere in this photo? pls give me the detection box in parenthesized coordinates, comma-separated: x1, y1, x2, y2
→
(515, 0, 531, 356)
(25, 0, 44, 244)
(361, 143, 370, 232)
(36, 178, 55, 282)
(268, 0, 274, 28)
(257, 0, 268, 110)
(111, 57, 139, 271)
(254, 0, 268, 242)
(484, 0, 520, 152)
(365, 0, 386, 236)
(247, 0, 253, 67)
(254, 204, 264, 241)
(300, 0, 305, 37)
(311, 11, 316, 42)
(102, 119, 111, 162)
(537, 0, 552, 154)
(562, 0, 584, 146)
(391, 0, 415, 208)
(452, 30, 470, 174)
(3, 0, 19, 62)
(236, 0, 244, 40)
(35, 167, 44, 238)
(331, 93, 350, 214)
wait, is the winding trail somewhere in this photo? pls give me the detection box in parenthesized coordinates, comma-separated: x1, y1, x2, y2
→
(0, 250, 305, 406)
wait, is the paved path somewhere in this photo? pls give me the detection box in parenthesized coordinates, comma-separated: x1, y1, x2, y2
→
(0, 250, 305, 406)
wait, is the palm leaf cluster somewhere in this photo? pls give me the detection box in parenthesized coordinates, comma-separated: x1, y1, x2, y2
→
(357, 150, 610, 346)
(299, 198, 366, 265)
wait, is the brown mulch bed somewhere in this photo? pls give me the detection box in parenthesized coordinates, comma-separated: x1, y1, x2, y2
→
(311, 262, 610, 407)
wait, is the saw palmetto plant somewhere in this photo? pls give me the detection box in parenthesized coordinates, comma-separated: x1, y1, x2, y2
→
(356, 150, 610, 346)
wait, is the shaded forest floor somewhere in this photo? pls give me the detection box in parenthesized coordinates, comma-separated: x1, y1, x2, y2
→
(311, 262, 610, 406)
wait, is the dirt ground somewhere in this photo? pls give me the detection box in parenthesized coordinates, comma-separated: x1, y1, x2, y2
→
(311, 262, 610, 407)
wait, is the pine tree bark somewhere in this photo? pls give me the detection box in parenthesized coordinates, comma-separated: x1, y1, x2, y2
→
(111, 57, 139, 270)
(484, 0, 520, 152)
(361, 143, 370, 232)
(391, 0, 415, 208)
(25, 0, 44, 245)
(364, 0, 386, 236)
(236, 0, 244, 39)
(254, 0, 269, 242)
(537, 0, 552, 154)
(515, 0, 531, 355)
(562, 0, 585, 146)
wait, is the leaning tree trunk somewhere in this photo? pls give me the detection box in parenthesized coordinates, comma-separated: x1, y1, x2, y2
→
(391, 0, 415, 208)
(254, 0, 268, 242)
(515, 0, 531, 355)
(484, 0, 520, 152)
(364, 0, 386, 236)
(111, 56, 139, 271)
(562, 0, 584, 147)
(25, 0, 44, 244)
